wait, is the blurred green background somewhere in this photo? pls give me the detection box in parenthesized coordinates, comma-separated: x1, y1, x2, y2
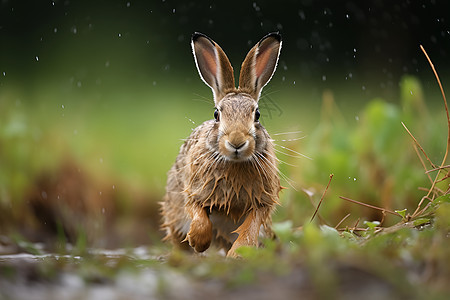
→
(0, 0, 449, 248)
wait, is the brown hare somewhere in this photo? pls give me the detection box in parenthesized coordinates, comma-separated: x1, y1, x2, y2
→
(161, 32, 282, 257)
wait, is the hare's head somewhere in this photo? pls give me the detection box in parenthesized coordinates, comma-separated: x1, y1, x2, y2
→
(192, 32, 282, 161)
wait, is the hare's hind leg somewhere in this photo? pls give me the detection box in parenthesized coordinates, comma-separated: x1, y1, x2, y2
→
(186, 205, 213, 252)
(227, 208, 268, 258)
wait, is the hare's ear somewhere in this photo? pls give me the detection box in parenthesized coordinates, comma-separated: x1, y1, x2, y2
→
(239, 32, 282, 100)
(191, 33, 235, 104)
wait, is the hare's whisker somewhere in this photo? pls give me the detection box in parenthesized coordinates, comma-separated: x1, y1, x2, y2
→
(272, 130, 303, 136)
(251, 154, 270, 183)
(274, 143, 312, 160)
(192, 93, 214, 104)
(274, 148, 305, 159)
(254, 152, 279, 182)
(273, 137, 307, 142)
(258, 151, 298, 191)
(265, 150, 297, 167)
(185, 151, 217, 185)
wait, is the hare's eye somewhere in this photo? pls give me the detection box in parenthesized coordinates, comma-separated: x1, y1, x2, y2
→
(214, 109, 220, 122)
(254, 108, 260, 122)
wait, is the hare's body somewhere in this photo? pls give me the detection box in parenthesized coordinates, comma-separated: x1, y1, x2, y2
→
(161, 33, 282, 257)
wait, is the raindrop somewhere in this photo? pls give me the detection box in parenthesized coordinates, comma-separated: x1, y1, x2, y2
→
(112, 185, 116, 190)
(77, 81, 82, 87)
(355, 116, 359, 121)
(35, 56, 39, 62)
(353, 48, 357, 53)
(118, 33, 122, 37)
(410, 90, 413, 95)
(153, 81, 157, 86)
(99, 191, 102, 196)
(293, 80, 296, 85)
(51, 1, 55, 5)
(126, 2, 131, 7)
(345, 14, 350, 19)
(61, 104, 65, 109)
(41, 191, 48, 200)
(2, 71, 5, 76)
(362, 85, 366, 90)
(282, 76, 285, 81)
(172, 8, 176, 13)
(298, 10, 306, 20)
(71, 26, 77, 34)
(53, 27, 58, 33)
(105, 61, 110, 67)
(322, 75, 327, 81)
(185, 117, 196, 125)
(348, 73, 353, 79)
(102, 208, 105, 214)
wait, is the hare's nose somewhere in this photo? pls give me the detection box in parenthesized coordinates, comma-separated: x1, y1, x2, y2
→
(230, 141, 246, 149)
(226, 140, 249, 152)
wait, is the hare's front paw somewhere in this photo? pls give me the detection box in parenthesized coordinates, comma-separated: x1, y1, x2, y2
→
(226, 239, 255, 258)
(226, 246, 241, 258)
(187, 218, 212, 253)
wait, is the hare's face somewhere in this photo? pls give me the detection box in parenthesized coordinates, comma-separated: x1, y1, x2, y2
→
(213, 93, 263, 162)
(192, 32, 281, 161)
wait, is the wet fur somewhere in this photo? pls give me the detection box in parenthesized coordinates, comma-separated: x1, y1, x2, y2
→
(161, 32, 282, 257)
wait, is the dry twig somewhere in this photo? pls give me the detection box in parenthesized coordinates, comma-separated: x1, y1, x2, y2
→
(310, 174, 334, 223)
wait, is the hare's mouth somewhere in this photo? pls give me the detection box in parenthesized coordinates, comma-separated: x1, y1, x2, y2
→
(220, 139, 254, 161)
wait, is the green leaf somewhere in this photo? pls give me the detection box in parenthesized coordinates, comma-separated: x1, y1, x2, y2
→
(395, 209, 407, 220)
(340, 231, 357, 241)
(320, 225, 340, 237)
(435, 194, 450, 204)
(364, 220, 380, 230)
(234, 245, 258, 258)
(272, 220, 294, 242)
(412, 218, 431, 227)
